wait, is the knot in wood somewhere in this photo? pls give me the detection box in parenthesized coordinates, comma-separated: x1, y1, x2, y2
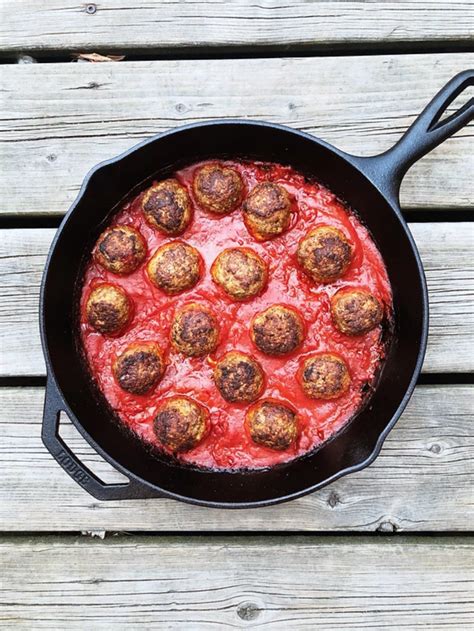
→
(237, 602, 261, 621)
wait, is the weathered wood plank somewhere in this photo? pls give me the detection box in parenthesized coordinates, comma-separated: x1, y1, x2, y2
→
(1, 54, 473, 216)
(0, 385, 472, 531)
(1, 223, 471, 377)
(0, 0, 472, 53)
(1, 536, 473, 629)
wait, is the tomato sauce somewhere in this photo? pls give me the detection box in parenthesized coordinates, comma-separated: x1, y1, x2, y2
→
(80, 160, 392, 470)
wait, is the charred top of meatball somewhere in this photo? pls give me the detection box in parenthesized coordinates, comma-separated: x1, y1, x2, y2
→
(243, 182, 292, 241)
(300, 353, 350, 400)
(251, 304, 304, 356)
(153, 396, 208, 453)
(94, 225, 147, 275)
(297, 225, 353, 283)
(214, 351, 264, 403)
(142, 178, 192, 236)
(86, 284, 132, 336)
(246, 399, 298, 451)
(113, 342, 165, 395)
(147, 241, 202, 295)
(211, 247, 268, 301)
(331, 289, 383, 336)
(171, 303, 219, 357)
(193, 163, 244, 215)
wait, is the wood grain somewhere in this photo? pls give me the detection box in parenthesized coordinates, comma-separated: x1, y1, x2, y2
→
(1, 223, 472, 377)
(0, 0, 472, 53)
(1, 536, 473, 628)
(0, 385, 472, 532)
(1, 54, 473, 216)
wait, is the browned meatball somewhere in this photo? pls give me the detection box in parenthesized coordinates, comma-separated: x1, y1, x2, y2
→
(251, 305, 304, 356)
(297, 225, 353, 283)
(153, 396, 208, 453)
(147, 241, 202, 295)
(299, 353, 350, 400)
(211, 247, 268, 301)
(246, 399, 298, 451)
(243, 182, 292, 241)
(171, 303, 219, 357)
(214, 351, 264, 403)
(193, 163, 244, 215)
(113, 342, 165, 395)
(86, 284, 132, 336)
(142, 179, 192, 236)
(93, 225, 147, 275)
(331, 289, 383, 336)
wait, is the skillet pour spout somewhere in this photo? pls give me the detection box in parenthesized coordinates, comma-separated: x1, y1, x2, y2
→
(40, 70, 473, 507)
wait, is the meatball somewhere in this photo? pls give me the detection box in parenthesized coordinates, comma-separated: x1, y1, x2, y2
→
(171, 303, 219, 357)
(214, 351, 264, 403)
(154, 396, 208, 453)
(147, 241, 202, 295)
(142, 179, 192, 236)
(300, 353, 350, 400)
(93, 225, 146, 275)
(246, 399, 298, 451)
(193, 163, 244, 215)
(331, 289, 383, 336)
(297, 225, 353, 283)
(243, 182, 292, 241)
(86, 284, 132, 336)
(251, 305, 304, 356)
(113, 342, 165, 395)
(211, 247, 268, 301)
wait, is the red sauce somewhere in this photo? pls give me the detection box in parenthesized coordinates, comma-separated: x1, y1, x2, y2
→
(80, 160, 392, 470)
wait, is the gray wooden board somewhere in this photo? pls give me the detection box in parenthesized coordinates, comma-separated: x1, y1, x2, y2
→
(1, 536, 473, 628)
(1, 54, 473, 216)
(1, 223, 472, 377)
(0, 0, 472, 53)
(0, 385, 472, 532)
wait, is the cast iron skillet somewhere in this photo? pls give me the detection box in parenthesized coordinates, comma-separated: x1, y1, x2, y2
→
(41, 70, 473, 507)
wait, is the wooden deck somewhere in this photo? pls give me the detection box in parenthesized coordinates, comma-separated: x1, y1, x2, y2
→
(0, 1, 473, 628)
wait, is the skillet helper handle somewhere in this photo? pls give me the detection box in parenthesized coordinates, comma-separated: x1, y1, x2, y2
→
(355, 69, 474, 201)
(42, 377, 161, 500)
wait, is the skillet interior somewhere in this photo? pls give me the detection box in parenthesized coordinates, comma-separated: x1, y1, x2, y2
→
(41, 122, 426, 506)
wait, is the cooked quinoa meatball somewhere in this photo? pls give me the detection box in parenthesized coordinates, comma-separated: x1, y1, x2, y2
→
(86, 284, 132, 336)
(251, 305, 304, 356)
(113, 342, 165, 395)
(142, 179, 192, 236)
(214, 351, 264, 403)
(193, 163, 244, 215)
(243, 182, 292, 241)
(153, 396, 208, 453)
(246, 399, 298, 450)
(297, 225, 353, 283)
(93, 225, 147, 275)
(171, 303, 219, 357)
(211, 247, 268, 301)
(147, 241, 202, 295)
(331, 289, 383, 336)
(300, 353, 350, 400)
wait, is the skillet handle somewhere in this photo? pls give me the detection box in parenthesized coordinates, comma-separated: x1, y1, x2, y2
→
(41, 376, 162, 500)
(352, 69, 474, 203)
